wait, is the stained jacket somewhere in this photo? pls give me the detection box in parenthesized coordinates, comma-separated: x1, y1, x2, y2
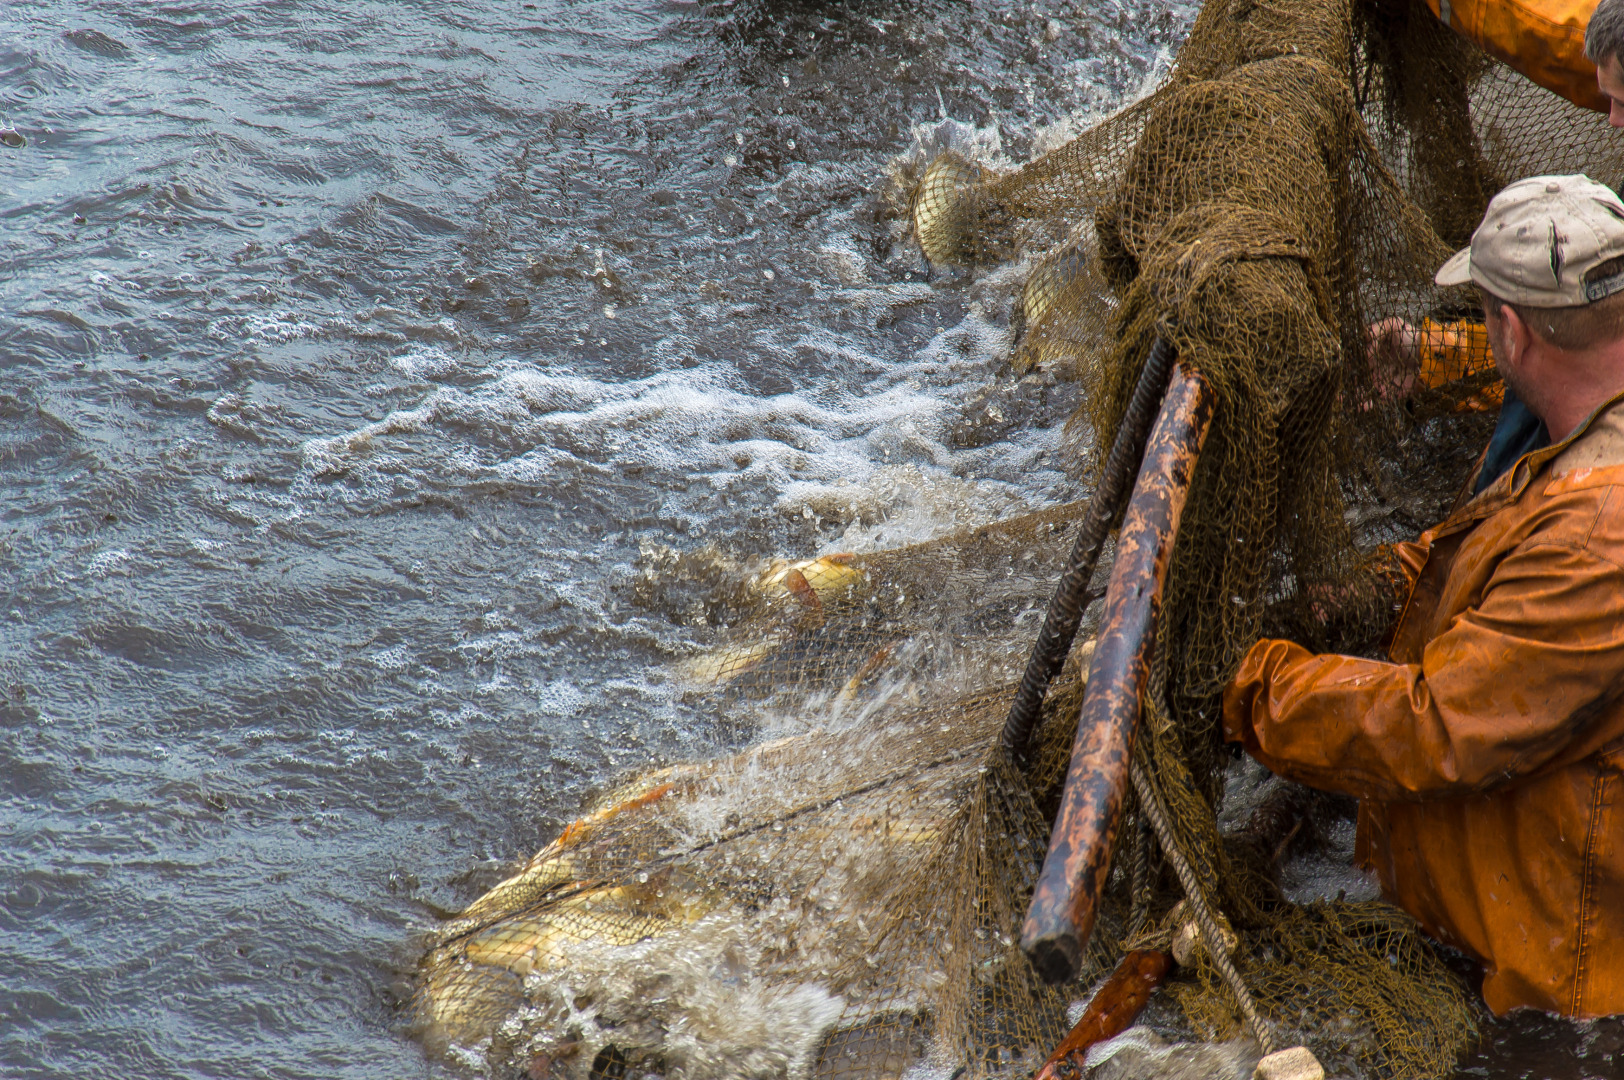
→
(1426, 0, 1606, 112)
(1224, 389, 1624, 1016)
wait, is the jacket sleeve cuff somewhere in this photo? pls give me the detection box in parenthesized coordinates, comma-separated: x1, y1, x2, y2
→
(1222, 638, 1310, 745)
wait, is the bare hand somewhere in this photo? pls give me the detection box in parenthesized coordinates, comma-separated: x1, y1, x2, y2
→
(1366, 316, 1419, 402)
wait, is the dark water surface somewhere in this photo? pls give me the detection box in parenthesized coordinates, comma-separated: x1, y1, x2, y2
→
(0, 2, 1615, 1078)
(1, 1, 1177, 1076)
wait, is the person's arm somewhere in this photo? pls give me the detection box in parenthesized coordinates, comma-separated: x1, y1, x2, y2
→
(1224, 539, 1624, 800)
(1426, 0, 1606, 112)
(1368, 318, 1502, 411)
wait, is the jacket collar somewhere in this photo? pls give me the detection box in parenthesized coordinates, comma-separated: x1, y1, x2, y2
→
(1439, 383, 1624, 533)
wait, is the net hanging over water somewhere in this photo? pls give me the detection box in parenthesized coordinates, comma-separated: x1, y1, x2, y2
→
(416, 0, 1624, 1076)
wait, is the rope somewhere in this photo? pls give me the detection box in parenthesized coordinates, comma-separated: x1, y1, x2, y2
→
(1000, 336, 1179, 762)
(1128, 808, 1154, 937)
(1130, 754, 1278, 1055)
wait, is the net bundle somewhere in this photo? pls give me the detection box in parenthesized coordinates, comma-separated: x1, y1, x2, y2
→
(417, 0, 1624, 1076)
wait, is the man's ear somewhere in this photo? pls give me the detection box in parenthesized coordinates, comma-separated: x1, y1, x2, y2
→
(1497, 304, 1535, 366)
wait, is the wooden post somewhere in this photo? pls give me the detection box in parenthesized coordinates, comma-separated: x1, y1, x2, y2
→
(1020, 363, 1216, 984)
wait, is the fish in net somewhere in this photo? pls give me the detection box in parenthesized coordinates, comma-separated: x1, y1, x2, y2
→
(416, 511, 1107, 1079)
(667, 502, 1098, 703)
(416, 0, 1624, 1075)
(415, 670, 1104, 1079)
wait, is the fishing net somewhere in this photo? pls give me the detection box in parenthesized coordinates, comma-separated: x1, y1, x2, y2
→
(416, 509, 1109, 1079)
(416, 673, 1098, 1080)
(416, 0, 1624, 1076)
(657, 502, 1095, 704)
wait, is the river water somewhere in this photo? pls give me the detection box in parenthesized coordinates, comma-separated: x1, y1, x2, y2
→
(0, 2, 1617, 1078)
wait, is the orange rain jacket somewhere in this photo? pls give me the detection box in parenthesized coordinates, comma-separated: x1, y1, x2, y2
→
(1224, 390, 1624, 1016)
(1426, 0, 1607, 112)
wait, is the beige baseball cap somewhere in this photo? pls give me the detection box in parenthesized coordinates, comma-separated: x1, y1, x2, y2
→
(1436, 174, 1624, 306)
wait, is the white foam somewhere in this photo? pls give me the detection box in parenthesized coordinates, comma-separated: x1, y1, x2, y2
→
(230, 312, 328, 344)
(369, 644, 411, 671)
(85, 549, 134, 577)
(535, 679, 588, 718)
(785, 463, 1029, 552)
(389, 344, 467, 380)
(503, 904, 855, 1080)
(895, 116, 1013, 177)
(294, 321, 1062, 527)
(899, 1063, 959, 1080)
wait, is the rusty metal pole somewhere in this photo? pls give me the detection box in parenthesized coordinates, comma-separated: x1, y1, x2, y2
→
(1020, 363, 1217, 985)
(1000, 337, 1179, 763)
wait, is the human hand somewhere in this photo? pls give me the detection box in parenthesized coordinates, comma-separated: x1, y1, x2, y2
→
(1366, 316, 1419, 402)
(1302, 580, 1354, 625)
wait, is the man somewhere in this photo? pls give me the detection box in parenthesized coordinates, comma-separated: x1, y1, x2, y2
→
(1360, 2, 1624, 560)
(1225, 175, 1624, 1017)
(1368, 0, 1624, 491)
(1595, 0, 1624, 123)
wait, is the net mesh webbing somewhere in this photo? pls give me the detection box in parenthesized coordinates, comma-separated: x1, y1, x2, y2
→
(417, 509, 1105, 1080)
(416, 1, 1624, 1075)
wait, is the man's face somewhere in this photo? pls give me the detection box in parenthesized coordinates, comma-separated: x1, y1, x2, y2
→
(1599, 54, 1624, 128)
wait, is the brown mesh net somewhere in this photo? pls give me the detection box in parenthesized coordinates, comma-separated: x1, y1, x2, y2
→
(670, 503, 1095, 703)
(415, 670, 1101, 1079)
(415, 509, 1107, 1079)
(415, 0, 1624, 1076)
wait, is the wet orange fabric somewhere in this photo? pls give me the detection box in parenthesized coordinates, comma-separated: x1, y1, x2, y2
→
(1415, 318, 1504, 411)
(1224, 389, 1624, 1016)
(1425, 0, 1607, 112)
